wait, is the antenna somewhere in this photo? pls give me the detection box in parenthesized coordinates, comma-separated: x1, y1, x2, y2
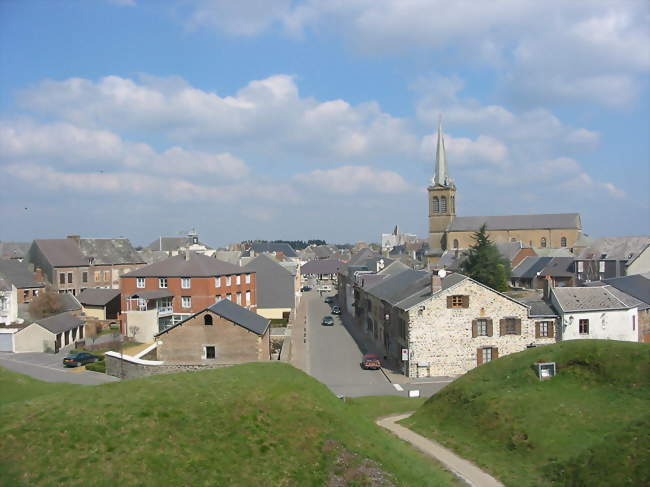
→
(438, 269, 447, 278)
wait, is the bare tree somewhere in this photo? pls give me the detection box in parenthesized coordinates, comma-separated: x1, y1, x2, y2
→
(29, 287, 64, 319)
(129, 325, 140, 340)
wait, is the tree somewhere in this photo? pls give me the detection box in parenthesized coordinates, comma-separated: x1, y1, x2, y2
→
(29, 287, 64, 319)
(460, 224, 511, 292)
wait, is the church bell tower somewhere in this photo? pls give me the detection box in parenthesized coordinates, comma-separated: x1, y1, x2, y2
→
(427, 120, 456, 265)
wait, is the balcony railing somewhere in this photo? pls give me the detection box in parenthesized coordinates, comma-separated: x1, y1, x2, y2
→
(157, 305, 173, 315)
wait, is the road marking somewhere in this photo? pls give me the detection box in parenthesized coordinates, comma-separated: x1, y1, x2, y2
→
(393, 383, 404, 391)
(0, 356, 70, 373)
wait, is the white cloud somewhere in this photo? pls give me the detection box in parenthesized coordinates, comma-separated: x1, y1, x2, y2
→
(294, 165, 410, 194)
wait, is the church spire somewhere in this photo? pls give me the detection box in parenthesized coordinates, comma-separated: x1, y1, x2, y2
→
(433, 117, 449, 186)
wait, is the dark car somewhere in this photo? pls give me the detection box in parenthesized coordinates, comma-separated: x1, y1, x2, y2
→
(331, 305, 341, 315)
(321, 315, 335, 326)
(63, 352, 99, 367)
(324, 296, 335, 304)
(301, 285, 312, 292)
(361, 354, 381, 370)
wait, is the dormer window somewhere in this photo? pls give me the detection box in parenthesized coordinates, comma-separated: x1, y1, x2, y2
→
(88, 257, 95, 265)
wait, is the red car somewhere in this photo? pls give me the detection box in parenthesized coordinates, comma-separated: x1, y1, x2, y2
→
(361, 353, 381, 370)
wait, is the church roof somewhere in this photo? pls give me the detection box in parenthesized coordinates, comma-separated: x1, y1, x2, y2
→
(449, 213, 581, 232)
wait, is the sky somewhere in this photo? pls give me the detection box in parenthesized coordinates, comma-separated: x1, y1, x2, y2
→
(1, 0, 648, 248)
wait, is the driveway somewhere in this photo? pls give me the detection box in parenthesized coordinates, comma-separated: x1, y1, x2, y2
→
(305, 288, 454, 398)
(0, 352, 119, 385)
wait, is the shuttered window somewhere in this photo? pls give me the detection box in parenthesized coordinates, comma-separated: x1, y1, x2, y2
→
(535, 321, 554, 338)
(472, 318, 493, 337)
(477, 347, 498, 366)
(447, 295, 469, 308)
(500, 318, 521, 335)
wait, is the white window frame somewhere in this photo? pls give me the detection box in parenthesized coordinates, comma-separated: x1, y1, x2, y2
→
(236, 275, 241, 285)
(181, 277, 191, 289)
(226, 294, 232, 301)
(236, 293, 242, 305)
(215, 277, 221, 288)
(246, 291, 250, 305)
(476, 319, 488, 336)
(181, 296, 191, 308)
(159, 278, 167, 289)
(136, 277, 145, 289)
(245, 274, 251, 284)
(482, 347, 493, 363)
(599, 261, 606, 273)
(577, 261, 584, 272)
(226, 276, 232, 286)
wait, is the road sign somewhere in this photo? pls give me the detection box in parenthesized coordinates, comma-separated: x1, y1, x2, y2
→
(401, 348, 409, 361)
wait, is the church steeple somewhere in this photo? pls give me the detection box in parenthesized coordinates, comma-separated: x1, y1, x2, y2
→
(433, 118, 449, 186)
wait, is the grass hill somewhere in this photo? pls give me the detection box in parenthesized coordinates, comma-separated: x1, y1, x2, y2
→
(0, 363, 457, 487)
(403, 340, 650, 487)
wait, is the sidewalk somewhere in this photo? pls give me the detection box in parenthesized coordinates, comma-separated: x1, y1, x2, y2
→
(377, 413, 504, 487)
(289, 292, 309, 373)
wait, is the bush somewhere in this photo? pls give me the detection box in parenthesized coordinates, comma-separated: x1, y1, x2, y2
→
(85, 360, 106, 373)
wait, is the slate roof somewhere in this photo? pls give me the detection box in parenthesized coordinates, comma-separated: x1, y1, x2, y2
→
(146, 236, 212, 252)
(31, 239, 87, 267)
(512, 257, 552, 279)
(156, 299, 270, 337)
(365, 268, 431, 306)
(123, 253, 244, 278)
(540, 257, 575, 277)
(33, 311, 84, 334)
(128, 290, 174, 299)
(577, 236, 650, 261)
(0, 241, 30, 260)
(0, 278, 11, 292)
(552, 286, 641, 312)
(79, 238, 144, 265)
(243, 254, 294, 309)
(449, 213, 581, 232)
(588, 273, 650, 310)
(520, 299, 558, 317)
(213, 250, 243, 265)
(250, 242, 298, 258)
(348, 248, 379, 266)
(301, 259, 343, 275)
(59, 293, 82, 312)
(495, 241, 525, 262)
(77, 288, 120, 306)
(533, 248, 574, 257)
(137, 249, 171, 265)
(394, 272, 468, 311)
(0, 260, 45, 289)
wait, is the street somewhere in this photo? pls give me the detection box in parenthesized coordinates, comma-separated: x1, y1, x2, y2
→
(303, 285, 454, 398)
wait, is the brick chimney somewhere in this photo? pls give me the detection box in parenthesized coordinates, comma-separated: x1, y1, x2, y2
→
(67, 235, 81, 246)
(432, 269, 446, 293)
(543, 275, 554, 300)
(34, 267, 44, 282)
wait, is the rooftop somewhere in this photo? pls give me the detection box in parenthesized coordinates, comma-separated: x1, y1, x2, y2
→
(552, 286, 643, 312)
(449, 213, 581, 232)
(123, 253, 245, 278)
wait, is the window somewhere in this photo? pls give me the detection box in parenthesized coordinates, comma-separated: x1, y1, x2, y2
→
(399, 318, 407, 340)
(204, 314, 213, 326)
(181, 278, 191, 289)
(82, 272, 88, 283)
(577, 261, 584, 272)
(103, 271, 110, 281)
(453, 239, 459, 249)
(159, 278, 168, 288)
(476, 319, 488, 336)
(236, 275, 241, 285)
(181, 296, 191, 308)
(236, 293, 242, 305)
(599, 261, 605, 273)
(540, 237, 547, 248)
(227, 293, 232, 301)
(23, 290, 29, 300)
(560, 237, 567, 247)
(67, 272, 73, 284)
(59, 272, 65, 285)
(216, 295, 223, 302)
(432, 196, 439, 213)
(579, 319, 589, 335)
(137, 277, 145, 288)
(536, 321, 554, 338)
(501, 318, 520, 335)
(33, 289, 39, 296)
(215, 277, 221, 288)
(226, 276, 232, 286)
(632, 315, 636, 331)
(94, 271, 101, 282)
(451, 195, 455, 213)
(482, 348, 493, 363)
(204, 346, 216, 360)
(0, 297, 6, 311)
(246, 291, 250, 305)
(448, 295, 467, 308)
(440, 196, 447, 213)
(245, 274, 251, 284)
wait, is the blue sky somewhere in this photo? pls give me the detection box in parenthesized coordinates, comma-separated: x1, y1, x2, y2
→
(1, 0, 648, 247)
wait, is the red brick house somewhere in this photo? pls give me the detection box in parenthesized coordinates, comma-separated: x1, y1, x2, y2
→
(120, 252, 256, 342)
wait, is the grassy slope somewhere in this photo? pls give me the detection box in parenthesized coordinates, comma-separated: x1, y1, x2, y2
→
(403, 340, 650, 487)
(0, 366, 79, 407)
(0, 363, 458, 487)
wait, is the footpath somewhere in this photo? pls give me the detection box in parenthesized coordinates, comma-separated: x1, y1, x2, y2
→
(289, 292, 309, 374)
(377, 413, 504, 487)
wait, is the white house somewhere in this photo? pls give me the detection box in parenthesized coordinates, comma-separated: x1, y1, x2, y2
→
(0, 278, 18, 325)
(550, 286, 641, 342)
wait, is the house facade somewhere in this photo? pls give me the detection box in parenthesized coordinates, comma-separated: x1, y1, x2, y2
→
(12, 312, 85, 353)
(155, 299, 270, 364)
(0, 279, 18, 325)
(575, 236, 650, 284)
(242, 254, 296, 320)
(120, 252, 256, 342)
(0, 260, 46, 305)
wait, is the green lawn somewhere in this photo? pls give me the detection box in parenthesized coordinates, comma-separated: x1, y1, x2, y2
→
(403, 340, 650, 487)
(346, 395, 427, 420)
(0, 367, 79, 407)
(0, 363, 458, 487)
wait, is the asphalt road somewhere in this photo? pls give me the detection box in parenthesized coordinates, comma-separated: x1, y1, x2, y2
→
(0, 352, 119, 385)
(305, 288, 453, 398)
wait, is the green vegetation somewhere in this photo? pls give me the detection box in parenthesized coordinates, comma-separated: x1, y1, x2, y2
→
(0, 363, 458, 487)
(346, 395, 426, 421)
(403, 340, 650, 487)
(460, 224, 511, 291)
(85, 359, 106, 373)
(0, 367, 79, 407)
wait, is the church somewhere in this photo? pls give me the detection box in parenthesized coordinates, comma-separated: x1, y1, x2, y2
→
(427, 123, 583, 266)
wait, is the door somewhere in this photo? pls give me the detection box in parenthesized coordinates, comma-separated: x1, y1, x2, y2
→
(0, 332, 14, 352)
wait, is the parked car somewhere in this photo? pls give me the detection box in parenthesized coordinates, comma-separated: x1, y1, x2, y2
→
(63, 352, 100, 368)
(331, 305, 341, 315)
(324, 296, 335, 304)
(301, 285, 312, 292)
(360, 354, 382, 370)
(321, 315, 335, 326)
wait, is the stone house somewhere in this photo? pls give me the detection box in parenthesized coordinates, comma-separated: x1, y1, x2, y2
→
(551, 286, 641, 342)
(353, 267, 556, 378)
(154, 299, 270, 364)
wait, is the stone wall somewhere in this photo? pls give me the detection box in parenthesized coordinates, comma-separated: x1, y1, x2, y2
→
(105, 353, 235, 379)
(407, 279, 555, 377)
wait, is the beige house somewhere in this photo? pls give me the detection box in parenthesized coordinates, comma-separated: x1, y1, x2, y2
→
(12, 312, 85, 353)
(155, 299, 270, 364)
(77, 288, 120, 321)
(243, 254, 296, 321)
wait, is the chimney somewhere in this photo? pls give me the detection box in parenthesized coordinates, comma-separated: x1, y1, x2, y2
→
(543, 275, 554, 300)
(34, 267, 44, 282)
(432, 269, 446, 293)
(67, 235, 81, 246)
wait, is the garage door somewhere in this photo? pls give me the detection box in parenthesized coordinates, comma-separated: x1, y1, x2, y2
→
(0, 331, 15, 352)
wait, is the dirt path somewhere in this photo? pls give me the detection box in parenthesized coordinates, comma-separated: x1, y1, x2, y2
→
(376, 413, 504, 487)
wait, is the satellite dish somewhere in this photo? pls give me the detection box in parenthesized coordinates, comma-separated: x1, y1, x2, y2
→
(438, 269, 447, 278)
